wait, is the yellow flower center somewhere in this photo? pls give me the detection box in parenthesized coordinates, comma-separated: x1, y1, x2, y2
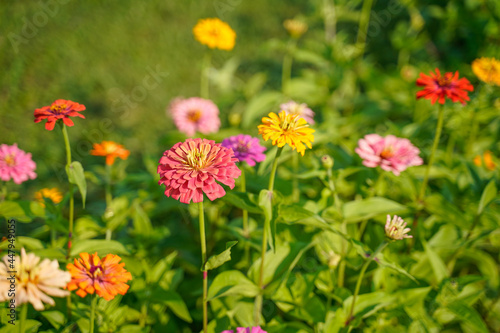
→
(50, 104, 67, 114)
(380, 147, 394, 159)
(437, 73, 453, 87)
(4, 154, 15, 166)
(90, 265, 104, 278)
(186, 148, 208, 170)
(187, 109, 202, 122)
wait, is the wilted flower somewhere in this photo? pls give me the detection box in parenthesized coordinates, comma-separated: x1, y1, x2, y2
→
(158, 138, 241, 204)
(0, 144, 37, 184)
(66, 252, 132, 301)
(35, 188, 63, 206)
(90, 141, 130, 166)
(34, 99, 86, 131)
(472, 57, 500, 86)
(280, 101, 315, 124)
(258, 111, 315, 156)
(355, 134, 423, 176)
(385, 215, 412, 240)
(0, 248, 71, 311)
(193, 18, 236, 51)
(474, 151, 496, 171)
(221, 134, 266, 167)
(169, 97, 221, 137)
(283, 19, 308, 38)
(416, 69, 474, 105)
(222, 327, 268, 333)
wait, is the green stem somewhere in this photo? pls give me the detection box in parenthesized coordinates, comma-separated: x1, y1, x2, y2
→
(323, 0, 336, 42)
(18, 304, 27, 333)
(61, 124, 74, 258)
(201, 52, 212, 99)
(356, 0, 374, 57)
(105, 163, 112, 241)
(199, 200, 208, 333)
(89, 294, 97, 333)
(1, 182, 7, 202)
(325, 267, 334, 321)
(292, 153, 299, 202)
(282, 39, 297, 93)
(268, 147, 283, 192)
(347, 241, 388, 325)
(241, 168, 250, 265)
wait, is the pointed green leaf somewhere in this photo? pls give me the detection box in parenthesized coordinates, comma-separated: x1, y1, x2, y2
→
(423, 241, 449, 283)
(203, 241, 238, 271)
(342, 197, 406, 223)
(208, 270, 260, 300)
(70, 239, 129, 256)
(150, 289, 192, 323)
(447, 302, 489, 333)
(477, 179, 497, 215)
(222, 191, 262, 214)
(66, 161, 87, 207)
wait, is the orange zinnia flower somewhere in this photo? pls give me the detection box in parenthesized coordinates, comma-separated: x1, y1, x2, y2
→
(34, 99, 86, 131)
(416, 69, 474, 105)
(66, 252, 132, 300)
(90, 141, 130, 166)
(35, 187, 63, 206)
(474, 151, 496, 171)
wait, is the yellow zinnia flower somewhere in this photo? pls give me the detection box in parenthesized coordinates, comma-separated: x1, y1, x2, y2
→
(472, 57, 500, 86)
(193, 18, 236, 51)
(35, 187, 63, 206)
(258, 111, 315, 156)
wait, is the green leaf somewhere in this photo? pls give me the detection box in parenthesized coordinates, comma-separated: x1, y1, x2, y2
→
(477, 179, 497, 215)
(0, 201, 30, 222)
(241, 91, 282, 128)
(376, 253, 418, 283)
(279, 205, 316, 223)
(203, 241, 238, 271)
(208, 270, 260, 300)
(150, 289, 192, 323)
(342, 197, 407, 223)
(423, 241, 449, 284)
(66, 161, 87, 208)
(132, 201, 153, 236)
(41, 311, 66, 329)
(222, 191, 262, 214)
(447, 302, 489, 333)
(70, 239, 129, 256)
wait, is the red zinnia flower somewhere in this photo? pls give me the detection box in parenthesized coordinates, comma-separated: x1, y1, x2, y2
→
(416, 68, 474, 105)
(34, 99, 86, 130)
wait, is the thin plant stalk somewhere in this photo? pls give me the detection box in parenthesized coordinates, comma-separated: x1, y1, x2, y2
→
(61, 124, 74, 258)
(201, 52, 212, 99)
(346, 241, 388, 326)
(292, 153, 299, 202)
(356, 0, 374, 57)
(199, 200, 208, 333)
(282, 39, 297, 93)
(323, 0, 337, 42)
(89, 294, 98, 333)
(105, 163, 112, 241)
(18, 304, 28, 333)
(240, 167, 250, 264)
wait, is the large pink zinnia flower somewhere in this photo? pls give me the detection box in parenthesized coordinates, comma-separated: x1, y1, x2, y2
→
(158, 138, 241, 204)
(280, 100, 315, 124)
(355, 134, 423, 176)
(0, 144, 37, 184)
(222, 327, 267, 333)
(168, 97, 221, 137)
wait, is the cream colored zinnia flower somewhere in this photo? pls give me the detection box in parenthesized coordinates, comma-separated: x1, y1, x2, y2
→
(0, 248, 71, 310)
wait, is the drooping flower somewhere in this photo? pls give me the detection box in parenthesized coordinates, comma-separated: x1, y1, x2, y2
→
(385, 215, 412, 240)
(35, 188, 63, 206)
(355, 134, 423, 176)
(283, 19, 308, 39)
(474, 151, 496, 171)
(0, 144, 37, 184)
(280, 101, 315, 124)
(0, 248, 71, 311)
(158, 138, 241, 204)
(221, 327, 268, 333)
(193, 18, 236, 51)
(90, 141, 130, 166)
(34, 99, 86, 131)
(66, 252, 132, 301)
(169, 97, 221, 137)
(416, 68, 474, 105)
(472, 57, 500, 86)
(221, 135, 266, 167)
(258, 111, 315, 156)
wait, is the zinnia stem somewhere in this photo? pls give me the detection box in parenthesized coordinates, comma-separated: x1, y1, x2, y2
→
(292, 153, 299, 202)
(240, 167, 250, 264)
(61, 124, 74, 258)
(199, 200, 208, 333)
(89, 294, 97, 333)
(356, 0, 374, 57)
(201, 51, 212, 99)
(347, 241, 387, 326)
(282, 39, 297, 93)
(18, 304, 27, 333)
(268, 147, 283, 192)
(105, 163, 112, 241)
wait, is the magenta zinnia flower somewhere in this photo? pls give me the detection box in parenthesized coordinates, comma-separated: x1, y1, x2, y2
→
(221, 327, 267, 333)
(0, 144, 37, 184)
(168, 97, 221, 137)
(158, 138, 241, 204)
(280, 100, 315, 124)
(221, 134, 267, 167)
(355, 134, 423, 176)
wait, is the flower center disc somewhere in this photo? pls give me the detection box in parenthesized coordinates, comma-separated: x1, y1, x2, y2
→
(380, 147, 394, 159)
(4, 155, 15, 166)
(50, 104, 67, 114)
(187, 109, 202, 122)
(186, 148, 208, 170)
(90, 265, 104, 278)
(437, 74, 453, 87)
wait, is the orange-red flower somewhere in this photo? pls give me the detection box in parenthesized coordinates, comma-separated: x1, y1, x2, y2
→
(474, 151, 496, 171)
(66, 252, 132, 300)
(34, 99, 86, 131)
(416, 69, 474, 105)
(90, 141, 130, 166)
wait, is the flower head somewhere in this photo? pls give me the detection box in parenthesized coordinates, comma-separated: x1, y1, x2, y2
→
(222, 327, 268, 333)
(34, 99, 86, 131)
(35, 188, 63, 206)
(355, 134, 423, 176)
(66, 252, 132, 301)
(0, 248, 71, 310)
(258, 111, 315, 156)
(280, 101, 315, 124)
(221, 135, 266, 167)
(474, 151, 496, 171)
(0, 144, 37, 184)
(193, 18, 236, 51)
(472, 57, 500, 86)
(90, 141, 130, 166)
(158, 138, 241, 204)
(416, 68, 474, 105)
(385, 215, 412, 240)
(283, 19, 308, 39)
(169, 97, 221, 137)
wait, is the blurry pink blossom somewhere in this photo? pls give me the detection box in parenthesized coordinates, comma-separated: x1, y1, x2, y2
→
(280, 100, 315, 124)
(168, 97, 220, 137)
(0, 144, 37, 184)
(222, 327, 267, 333)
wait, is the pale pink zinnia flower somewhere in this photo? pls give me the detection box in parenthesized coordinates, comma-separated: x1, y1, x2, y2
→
(158, 138, 241, 204)
(0, 144, 37, 184)
(0, 248, 71, 311)
(355, 134, 423, 176)
(168, 97, 221, 137)
(385, 215, 412, 240)
(222, 327, 268, 333)
(280, 100, 315, 124)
